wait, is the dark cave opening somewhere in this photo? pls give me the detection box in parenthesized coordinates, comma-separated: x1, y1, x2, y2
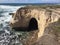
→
(28, 18, 38, 31)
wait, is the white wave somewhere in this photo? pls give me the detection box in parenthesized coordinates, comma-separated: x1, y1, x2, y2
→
(0, 5, 25, 21)
(0, 5, 25, 12)
(0, 5, 25, 9)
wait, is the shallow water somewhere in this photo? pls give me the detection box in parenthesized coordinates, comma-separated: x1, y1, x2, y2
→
(0, 5, 25, 45)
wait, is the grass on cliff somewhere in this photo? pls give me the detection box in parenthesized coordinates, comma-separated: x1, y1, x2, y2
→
(52, 20, 60, 32)
(54, 26, 60, 32)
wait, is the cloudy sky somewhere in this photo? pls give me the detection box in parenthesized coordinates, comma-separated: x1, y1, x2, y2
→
(0, 0, 60, 3)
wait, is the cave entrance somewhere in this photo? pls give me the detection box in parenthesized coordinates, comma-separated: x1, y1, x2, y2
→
(28, 18, 38, 31)
(12, 18, 38, 32)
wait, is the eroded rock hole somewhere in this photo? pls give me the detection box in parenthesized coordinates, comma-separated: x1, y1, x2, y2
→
(28, 18, 38, 31)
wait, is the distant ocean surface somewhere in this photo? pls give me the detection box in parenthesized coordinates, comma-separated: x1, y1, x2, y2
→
(0, 5, 25, 45)
(0, 3, 59, 6)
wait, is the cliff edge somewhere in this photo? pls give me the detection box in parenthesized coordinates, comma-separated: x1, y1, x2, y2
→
(9, 5, 60, 45)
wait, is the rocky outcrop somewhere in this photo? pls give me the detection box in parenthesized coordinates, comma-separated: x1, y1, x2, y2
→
(9, 5, 60, 45)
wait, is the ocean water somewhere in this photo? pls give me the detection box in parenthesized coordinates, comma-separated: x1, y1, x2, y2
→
(0, 5, 25, 45)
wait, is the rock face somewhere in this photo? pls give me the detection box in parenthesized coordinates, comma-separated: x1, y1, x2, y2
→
(10, 5, 60, 45)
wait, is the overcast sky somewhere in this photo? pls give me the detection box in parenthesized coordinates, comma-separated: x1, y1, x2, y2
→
(0, 0, 60, 3)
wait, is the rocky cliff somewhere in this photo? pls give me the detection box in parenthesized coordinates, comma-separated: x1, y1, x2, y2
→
(10, 5, 60, 45)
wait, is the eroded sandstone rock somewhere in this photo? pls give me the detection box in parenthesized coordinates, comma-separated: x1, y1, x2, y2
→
(9, 6, 60, 45)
